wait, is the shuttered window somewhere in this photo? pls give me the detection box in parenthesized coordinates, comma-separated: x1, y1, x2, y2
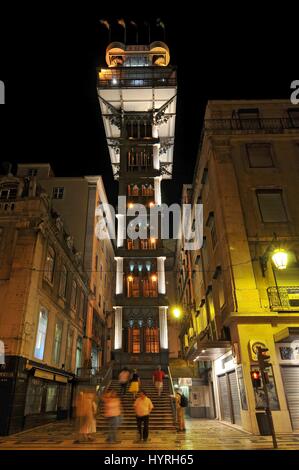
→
(246, 144, 274, 168)
(256, 190, 288, 222)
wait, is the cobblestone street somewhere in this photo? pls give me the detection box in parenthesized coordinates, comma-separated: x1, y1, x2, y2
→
(1, 419, 299, 450)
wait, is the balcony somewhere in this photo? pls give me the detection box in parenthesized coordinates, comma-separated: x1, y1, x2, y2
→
(267, 286, 299, 311)
(204, 117, 299, 134)
(98, 66, 177, 89)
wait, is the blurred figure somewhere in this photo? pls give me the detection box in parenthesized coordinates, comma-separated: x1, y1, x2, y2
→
(134, 390, 154, 443)
(74, 389, 97, 443)
(152, 365, 165, 398)
(128, 369, 140, 399)
(118, 367, 130, 396)
(103, 390, 122, 443)
(174, 388, 186, 432)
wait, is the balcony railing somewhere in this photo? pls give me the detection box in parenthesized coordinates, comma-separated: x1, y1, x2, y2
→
(204, 118, 299, 133)
(267, 286, 299, 310)
(98, 67, 177, 89)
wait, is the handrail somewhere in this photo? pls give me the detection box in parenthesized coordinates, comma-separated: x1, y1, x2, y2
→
(167, 365, 177, 425)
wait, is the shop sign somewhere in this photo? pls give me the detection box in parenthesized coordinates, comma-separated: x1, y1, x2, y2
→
(34, 369, 54, 381)
(55, 374, 68, 383)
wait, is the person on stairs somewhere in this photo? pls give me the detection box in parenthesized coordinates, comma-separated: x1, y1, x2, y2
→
(134, 390, 154, 443)
(102, 390, 122, 444)
(128, 368, 140, 399)
(152, 365, 166, 398)
(118, 366, 130, 396)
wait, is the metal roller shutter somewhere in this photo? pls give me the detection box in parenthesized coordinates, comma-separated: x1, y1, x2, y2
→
(228, 371, 241, 425)
(218, 374, 231, 422)
(281, 366, 299, 430)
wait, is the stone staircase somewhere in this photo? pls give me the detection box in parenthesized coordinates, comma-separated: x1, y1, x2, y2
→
(96, 378, 176, 431)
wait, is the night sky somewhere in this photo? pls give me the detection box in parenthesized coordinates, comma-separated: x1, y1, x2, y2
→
(0, 3, 297, 206)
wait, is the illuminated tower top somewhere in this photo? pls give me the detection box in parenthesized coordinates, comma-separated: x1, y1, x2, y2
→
(97, 41, 177, 180)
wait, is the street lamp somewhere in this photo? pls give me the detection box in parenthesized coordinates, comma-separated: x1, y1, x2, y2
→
(172, 307, 182, 319)
(271, 249, 288, 270)
(260, 234, 289, 276)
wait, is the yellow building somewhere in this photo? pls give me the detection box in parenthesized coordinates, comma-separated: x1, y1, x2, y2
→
(178, 100, 299, 434)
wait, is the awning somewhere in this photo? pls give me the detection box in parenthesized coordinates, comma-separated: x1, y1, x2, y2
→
(274, 327, 299, 343)
(191, 339, 231, 361)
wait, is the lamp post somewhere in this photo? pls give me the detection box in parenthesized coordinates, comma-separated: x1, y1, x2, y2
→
(259, 235, 289, 307)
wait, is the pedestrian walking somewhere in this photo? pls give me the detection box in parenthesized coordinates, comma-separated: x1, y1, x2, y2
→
(152, 365, 166, 397)
(174, 389, 187, 432)
(74, 389, 97, 443)
(102, 390, 122, 443)
(118, 367, 130, 396)
(128, 368, 140, 399)
(134, 390, 154, 443)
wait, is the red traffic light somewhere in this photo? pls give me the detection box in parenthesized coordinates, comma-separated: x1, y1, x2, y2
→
(251, 369, 262, 388)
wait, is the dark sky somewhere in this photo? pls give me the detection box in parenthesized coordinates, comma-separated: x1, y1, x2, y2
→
(0, 3, 298, 206)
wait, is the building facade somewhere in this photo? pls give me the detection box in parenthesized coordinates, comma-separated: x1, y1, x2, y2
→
(0, 173, 90, 434)
(177, 100, 299, 434)
(97, 41, 177, 366)
(16, 164, 115, 371)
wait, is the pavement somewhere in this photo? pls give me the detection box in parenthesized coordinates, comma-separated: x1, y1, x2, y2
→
(1, 419, 299, 450)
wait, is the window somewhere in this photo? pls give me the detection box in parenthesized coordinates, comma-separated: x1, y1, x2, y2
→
(76, 336, 83, 372)
(0, 184, 18, 201)
(70, 280, 77, 310)
(34, 307, 48, 360)
(256, 190, 288, 222)
(52, 319, 63, 365)
(45, 384, 58, 412)
(59, 265, 67, 298)
(25, 378, 43, 415)
(95, 254, 98, 270)
(44, 245, 55, 284)
(28, 168, 38, 176)
(100, 264, 103, 280)
(206, 212, 217, 249)
(246, 144, 274, 168)
(288, 108, 299, 128)
(52, 187, 64, 200)
(79, 291, 85, 319)
(98, 293, 101, 308)
(65, 328, 74, 370)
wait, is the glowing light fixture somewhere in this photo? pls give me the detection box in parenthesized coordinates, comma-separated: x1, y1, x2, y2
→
(149, 201, 155, 208)
(127, 275, 133, 282)
(173, 307, 181, 318)
(272, 249, 288, 270)
(128, 202, 134, 209)
(151, 274, 157, 282)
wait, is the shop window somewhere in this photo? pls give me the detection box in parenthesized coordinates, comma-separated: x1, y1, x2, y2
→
(24, 378, 43, 415)
(45, 384, 58, 412)
(34, 307, 48, 360)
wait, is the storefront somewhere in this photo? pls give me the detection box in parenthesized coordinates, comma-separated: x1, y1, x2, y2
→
(214, 351, 244, 427)
(276, 339, 299, 431)
(0, 356, 74, 435)
(24, 367, 73, 429)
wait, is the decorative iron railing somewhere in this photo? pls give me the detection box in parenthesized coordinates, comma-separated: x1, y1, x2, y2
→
(267, 286, 299, 310)
(98, 67, 177, 89)
(204, 118, 299, 133)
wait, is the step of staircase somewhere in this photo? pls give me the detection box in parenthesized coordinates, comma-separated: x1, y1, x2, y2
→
(96, 377, 176, 431)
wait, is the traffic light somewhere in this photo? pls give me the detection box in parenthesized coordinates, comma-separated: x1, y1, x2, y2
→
(257, 346, 271, 369)
(251, 370, 261, 388)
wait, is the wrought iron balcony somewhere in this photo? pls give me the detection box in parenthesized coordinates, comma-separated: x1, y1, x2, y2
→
(204, 117, 299, 133)
(267, 286, 299, 311)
